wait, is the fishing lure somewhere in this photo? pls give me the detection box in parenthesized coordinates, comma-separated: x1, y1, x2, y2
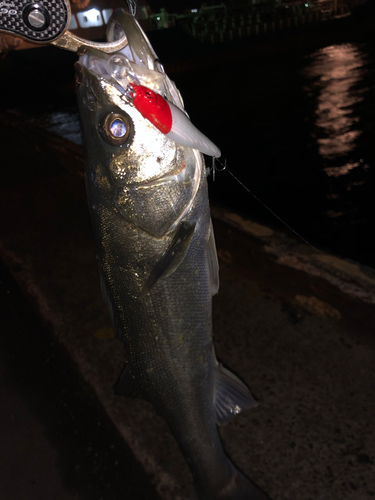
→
(128, 84, 221, 158)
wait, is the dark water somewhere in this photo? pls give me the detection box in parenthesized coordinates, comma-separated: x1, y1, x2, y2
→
(175, 41, 375, 268)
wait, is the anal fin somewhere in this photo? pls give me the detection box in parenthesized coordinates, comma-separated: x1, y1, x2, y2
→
(214, 363, 258, 426)
(113, 364, 143, 399)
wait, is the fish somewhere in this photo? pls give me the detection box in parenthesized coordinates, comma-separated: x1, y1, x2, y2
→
(75, 9, 270, 500)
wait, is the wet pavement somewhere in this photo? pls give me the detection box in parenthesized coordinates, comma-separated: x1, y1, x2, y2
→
(1, 105, 375, 500)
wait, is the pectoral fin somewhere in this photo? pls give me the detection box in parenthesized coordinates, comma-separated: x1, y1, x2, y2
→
(141, 221, 196, 297)
(214, 363, 258, 426)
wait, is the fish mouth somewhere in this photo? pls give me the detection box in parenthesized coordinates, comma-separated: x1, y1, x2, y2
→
(76, 9, 170, 102)
(75, 9, 220, 158)
(106, 9, 160, 73)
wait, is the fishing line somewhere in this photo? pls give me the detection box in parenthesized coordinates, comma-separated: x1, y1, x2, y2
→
(213, 159, 321, 253)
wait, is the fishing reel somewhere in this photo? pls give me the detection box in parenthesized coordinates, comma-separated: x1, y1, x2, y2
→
(0, 0, 127, 52)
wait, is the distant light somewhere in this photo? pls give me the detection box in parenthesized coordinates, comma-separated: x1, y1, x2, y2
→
(85, 8, 101, 23)
(77, 8, 103, 28)
(305, 3, 309, 6)
(156, 16, 161, 20)
(191, 9, 198, 13)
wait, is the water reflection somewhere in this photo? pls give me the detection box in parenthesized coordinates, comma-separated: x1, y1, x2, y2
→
(324, 160, 360, 177)
(304, 44, 368, 177)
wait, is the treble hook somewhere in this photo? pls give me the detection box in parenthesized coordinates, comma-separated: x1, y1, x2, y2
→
(211, 157, 227, 182)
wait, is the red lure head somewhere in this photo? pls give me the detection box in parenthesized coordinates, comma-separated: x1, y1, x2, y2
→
(129, 84, 172, 135)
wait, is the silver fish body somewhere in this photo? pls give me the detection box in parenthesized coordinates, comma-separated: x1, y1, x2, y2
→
(76, 10, 269, 500)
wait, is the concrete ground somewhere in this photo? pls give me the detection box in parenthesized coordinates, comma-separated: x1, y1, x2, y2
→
(0, 110, 375, 500)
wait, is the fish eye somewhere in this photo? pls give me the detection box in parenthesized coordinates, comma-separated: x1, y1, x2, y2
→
(110, 118, 127, 137)
(100, 112, 133, 147)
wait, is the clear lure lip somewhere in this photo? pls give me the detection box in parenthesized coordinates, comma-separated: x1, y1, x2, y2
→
(78, 9, 221, 159)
